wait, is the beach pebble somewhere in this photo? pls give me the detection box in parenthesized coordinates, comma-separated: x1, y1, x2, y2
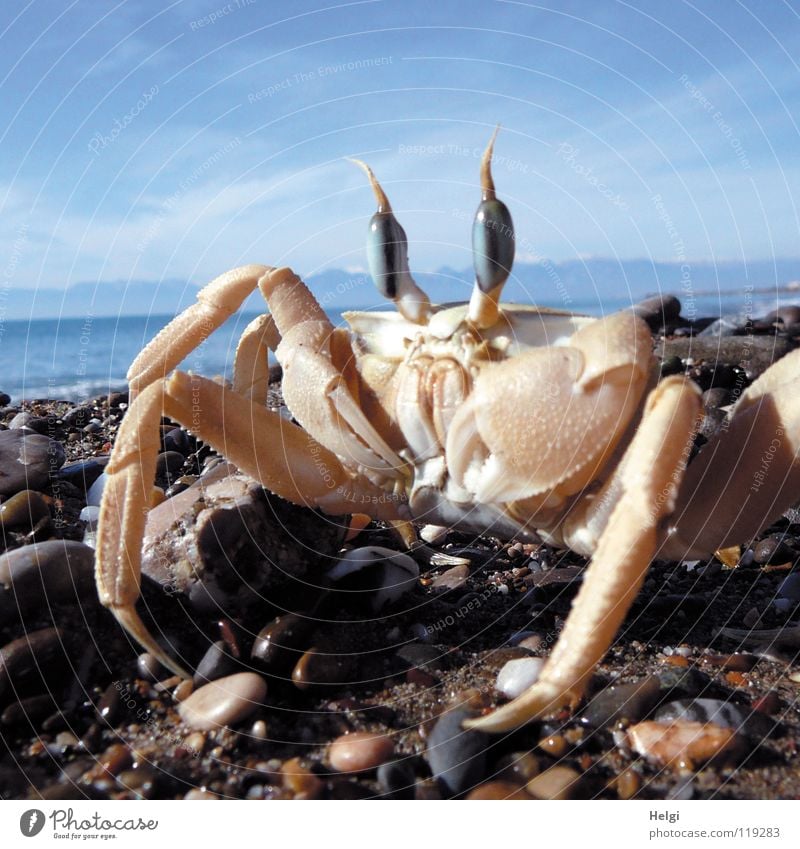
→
(467, 780, 530, 800)
(763, 305, 800, 325)
(327, 546, 419, 611)
(654, 698, 775, 740)
(291, 648, 356, 691)
(631, 295, 682, 330)
(0, 430, 66, 497)
(581, 675, 661, 728)
(178, 672, 266, 731)
(526, 765, 582, 800)
(8, 412, 37, 431)
(0, 393, 9, 407)
(432, 564, 470, 592)
(753, 535, 793, 565)
(376, 759, 418, 799)
(425, 706, 490, 797)
(251, 614, 314, 677)
(136, 652, 165, 682)
(0, 540, 96, 618)
(329, 731, 395, 773)
(193, 640, 242, 687)
(420, 524, 448, 545)
(85, 473, 108, 507)
(156, 451, 185, 481)
(627, 720, 744, 769)
(495, 657, 544, 700)
(0, 489, 50, 532)
(0, 627, 66, 702)
(778, 574, 800, 602)
(56, 458, 107, 494)
(281, 757, 322, 799)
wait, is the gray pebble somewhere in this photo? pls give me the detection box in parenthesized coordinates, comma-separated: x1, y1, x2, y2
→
(778, 574, 800, 602)
(0, 430, 66, 497)
(0, 540, 96, 619)
(495, 657, 544, 700)
(376, 759, 418, 799)
(0, 627, 66, 703)
(85, 472, 108, 507)
(55, 458, 108, 494)
(581, 675, 661, 728)
(194, 640, 242, 687)
(654, 698, 775, 740)
(631, 295, 682, 330)
(425, 706, 490, 798)
(753, 535, 793, 565)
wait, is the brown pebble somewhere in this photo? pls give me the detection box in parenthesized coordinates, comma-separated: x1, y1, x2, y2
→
(292, 647, 355, 691)
(466, 780, 530, 800)
(432, 564, 469, 591)
(329, 731, 395, 773)
(173, 679, 194, 702)
(98, 743, 133, 776)
(407, 668, 438, 688)
(753, 691, 780, 714)
(616, 767, 641, 799)
(0, 489, 50, 532)
(662, 655, 689, 668)
(725, 671, 747, 687)
(494, 751, 540, 784)
(538, 734, 567, 758)
(281, 757, 322, 799)
(184, 731, 206, 757)
(526, 765, 582, 800)
(703, 653, 757, 672)
(178, 672, 266, 731)
(627, 720, 744, 770)
(184, 789, 218, 800)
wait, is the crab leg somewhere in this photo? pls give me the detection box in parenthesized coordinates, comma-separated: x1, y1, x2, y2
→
(96, 371, 398, 677)
(127, 264, 272, 399)
(466, 376, 701, 731)
(663, 347, 800, 559)
(232, 313, 280, 404)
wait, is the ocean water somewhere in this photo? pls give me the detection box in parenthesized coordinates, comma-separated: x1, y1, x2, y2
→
(0, 290, 787, 403)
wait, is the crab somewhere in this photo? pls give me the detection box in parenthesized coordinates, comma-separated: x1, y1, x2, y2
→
(95, 131, 800, 733)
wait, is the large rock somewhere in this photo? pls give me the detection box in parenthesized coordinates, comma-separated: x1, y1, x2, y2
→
(0, 430, 66, 497)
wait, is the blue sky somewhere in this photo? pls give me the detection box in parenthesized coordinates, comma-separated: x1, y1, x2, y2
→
(1, 0, 799, 293)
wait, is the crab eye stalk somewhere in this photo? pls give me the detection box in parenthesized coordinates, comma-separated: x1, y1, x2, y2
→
(350, 159, 431, 324)
(469, 128, 515, 329)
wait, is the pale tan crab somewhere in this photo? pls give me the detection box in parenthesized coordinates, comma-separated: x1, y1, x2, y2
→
(95, 132, 800, 733)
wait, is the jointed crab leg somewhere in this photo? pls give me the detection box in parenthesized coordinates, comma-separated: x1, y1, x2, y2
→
(96, 370, 399, 677)
(466, 376, 701, 731)
(232, 313, 280, 404)
(127, 264, 272, 399)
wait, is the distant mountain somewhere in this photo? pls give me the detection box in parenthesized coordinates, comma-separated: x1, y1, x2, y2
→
(3, 258, 800, 320)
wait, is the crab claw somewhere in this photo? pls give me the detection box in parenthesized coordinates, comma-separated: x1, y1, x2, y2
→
(350, 158, 431, 324)
(468, 126, 515, 329)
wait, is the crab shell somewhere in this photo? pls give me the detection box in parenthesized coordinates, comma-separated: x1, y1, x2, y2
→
(277, 297, 656, 554)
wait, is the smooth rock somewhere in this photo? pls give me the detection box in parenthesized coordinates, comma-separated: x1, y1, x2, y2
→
(495, 657, 544, 700)
(9, 412, 36, 430)
(178, 672, 266, 731)
(753, 535, 793, 565)
(526, 765, 582, 800)
(425, 706, 490, 797)
(56, 458, 108, 494)
(0, 627, 66, 703)
(327, 546, 419, 611)
(581, 675, 661, 728)
(0, 540, 96, 619)
(420, 524, 448, 545)
(86, 473, 108, 507)
(778, 574, 800, 602)
(631, 295, 682, 330)
(627, 720, 744, 769)
(155, 451, 185, 480)
(251, 614, 314, 678)
(0, 430, 66, 497)
(291, 647, 356, 691)
(0, 393, 9, 407)
(329, 731, 395, 773)
(467, 780, 529, 800)
(431, 564, 470, 592)
(763, 305, 800, 326)
(193, 640, 242, 687)
(0, 489, 50, 532)
(654, 698, 775, 740)
(376, 759, 418, 799)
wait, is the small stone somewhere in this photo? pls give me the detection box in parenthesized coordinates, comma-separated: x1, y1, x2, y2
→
(702, 653, 757, 672)
(495, 657, 544, 700)
(631, 295, 682, 330)
(156, 450, 185, 481)
(97, 743, 133, 776)
(616, 767, 641, 799)
(250, 719, 268, 740)
(327, 546, 419, 610)
(86, 473, 108, 507)
(753, 535, 793, 565)
(0, 540, 96, 620)
(653, 698, 774, 740)
(0, 430, 66, 497)
(281, 757, 322, 799)
(538, 734, 568, 758)
(425, 706, 489, 797)
(193, 640, 242, 687)
(136, 652, 164, 682)
(627, 720, 744, 769)
(580, 675, 661, 728)
(420, 524, 449, 545)
(778, 573, 800, 602)
(0, 627, 66, 702)
(0, 489, 50, 532)
(184, 789, 218, 800)
(178, 672, 267, 731)
(174, 679, 194, 702)
(183, 731, 206, 757)
(376, 759, 417, 799)
(0, 393, 9, 407)
(526, 765, 582, 800)
(292, 648, 355, 691)
(493, 751, 540, 784)
(763, 305, 800, 326)
(329, 731, 395, 773)
(9, 412, 36, 430)
(752, 691, 781, 715)
(97, 683, 120, 724)
(432, 564, 469, 592)
(466, 780, 529, 800)
(251, 615, 314, 677)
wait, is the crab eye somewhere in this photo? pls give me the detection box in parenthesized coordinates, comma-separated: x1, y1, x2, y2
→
(472, 196, 514, 294)
(367, 210, 410, 301)
(468, 127, 515, 329)
(350, 158, 431, 324)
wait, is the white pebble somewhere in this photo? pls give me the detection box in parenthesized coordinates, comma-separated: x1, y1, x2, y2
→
(86, 472, 108, 507)
(495, 657, 545, 699)
(420, 524, 448, 545)
(178, 672, 266, 731)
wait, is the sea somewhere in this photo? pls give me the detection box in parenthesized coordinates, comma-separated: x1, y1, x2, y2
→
(0, 290, 791, 403)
